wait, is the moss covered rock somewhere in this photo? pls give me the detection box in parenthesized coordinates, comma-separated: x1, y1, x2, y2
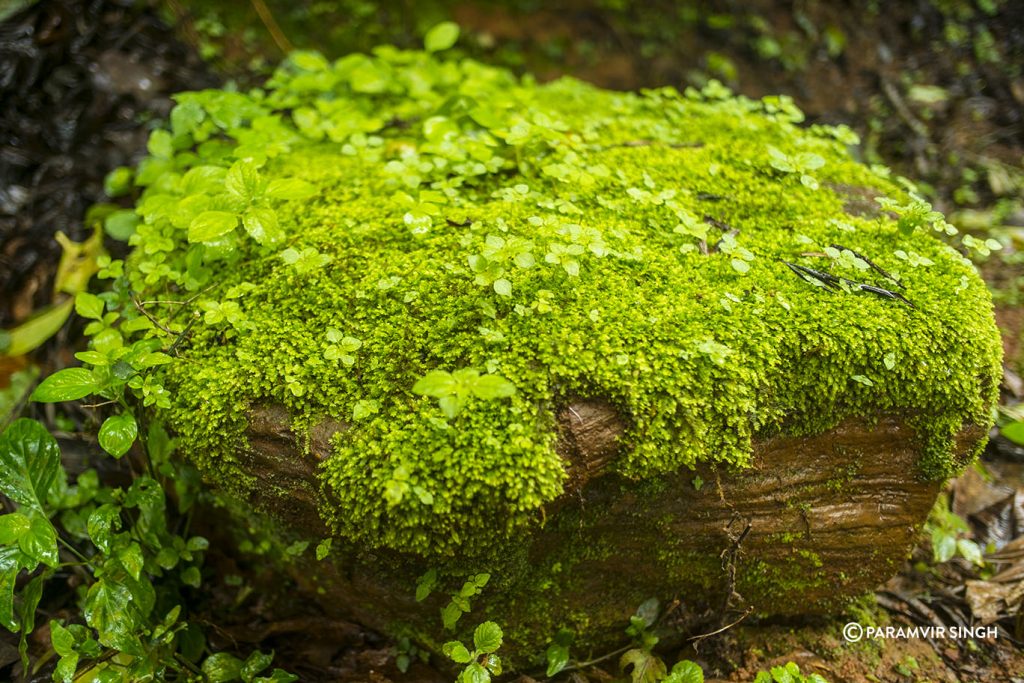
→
(116, 46, 1000, 663)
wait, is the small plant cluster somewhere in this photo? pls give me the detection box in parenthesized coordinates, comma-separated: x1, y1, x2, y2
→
(924, 493, 984, 566)
(0, 412, 295, 680)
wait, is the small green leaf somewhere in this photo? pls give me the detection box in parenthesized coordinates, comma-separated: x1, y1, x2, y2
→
(315, 538, 332, 561)
(31, 368, 97, 403)
(473, 621, 503, 654)
(412, 371, 457, 398)
(243, 207, 282, 245)
(74, 292, 105, 320)
(352, 399, 379, 421)
(470, 375, 515, 399)
(98, 413, 138, 459)
(493, 278, 512, 297)
(147, 129, 174, 159)
(415, 568, 437, 602)
(424, 22, 460, 52)
(442, 641, 472, 664)
(188, 211, 239, 243)
(266, 178, 317, 200)
(666, 660, 704, 683)
(203, 652, 244, 682)
(241, 649, 274, 682)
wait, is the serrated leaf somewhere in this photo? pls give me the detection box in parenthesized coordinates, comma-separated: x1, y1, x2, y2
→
(243, 207, 282, 245)
(473, 621, 503, 654)
(424, 22, 459, 52)
(666, 660, 704, 683)
(98, 413, 137, 459)
(188, 211, 238, 243)
(30, 368, 97, 403)
(0, 419, 63, 511)
(443, 641, 472, 663)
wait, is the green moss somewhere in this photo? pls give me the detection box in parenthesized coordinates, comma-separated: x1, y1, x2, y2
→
(120, 47, 1001, 562)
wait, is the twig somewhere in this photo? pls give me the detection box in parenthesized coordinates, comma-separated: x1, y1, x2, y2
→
(688, 607, 753, 645)
(250, 0, 293, 54)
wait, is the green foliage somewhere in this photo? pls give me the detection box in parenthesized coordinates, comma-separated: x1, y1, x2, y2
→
(443, 621, 503, 683)
(0, 255, 299, 679)
(412, 368, 516, 418)
(441, 573, 490, 630)
(753, 661, 829, 683)
(925, 493, 984, 565)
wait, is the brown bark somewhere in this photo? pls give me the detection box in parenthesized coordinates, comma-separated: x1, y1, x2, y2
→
(233, 401, 983, 660)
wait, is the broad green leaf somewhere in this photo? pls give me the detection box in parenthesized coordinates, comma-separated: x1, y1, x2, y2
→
(117, 543, 145, 581)
(243, 207, 282, 245)
(18, 514, 58, 568)
(265, 178, 316, 200)
(188, 211, 239, 243)
(50, 619, 77, 656)
(0, 419, 62, 511)
(84, 578, 142, 655)
(226, 159, 264, 202)
(424, 22, 460, 52)
(54, 652, 79, 683)
(0, 513, 30, 545)
(30, 368, 97, 403)
(98, 413, 138, 458)
(202, 652, 244, 682)
(87, 504, 122, 553)
(473, 621, 503, 654)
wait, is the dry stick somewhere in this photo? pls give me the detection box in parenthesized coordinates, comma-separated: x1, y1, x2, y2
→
(250, 0, 294, 54)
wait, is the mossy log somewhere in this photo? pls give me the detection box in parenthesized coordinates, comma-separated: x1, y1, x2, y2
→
(237, 403, 982, 662)
(113, 47, 1002, 666)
